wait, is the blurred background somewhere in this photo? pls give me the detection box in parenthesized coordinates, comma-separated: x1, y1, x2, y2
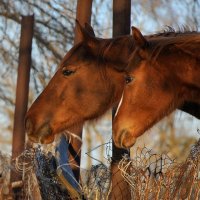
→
(0, 0, 199, 169)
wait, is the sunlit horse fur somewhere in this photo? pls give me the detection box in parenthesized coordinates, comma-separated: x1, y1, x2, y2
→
(25, 23, 130, 143)
(26, 22, 200, 144)
(113, 27, 200, 149)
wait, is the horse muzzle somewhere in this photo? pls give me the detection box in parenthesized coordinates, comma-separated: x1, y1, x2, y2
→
(25, 118, 54, 144)
(113, 128, 137, 149)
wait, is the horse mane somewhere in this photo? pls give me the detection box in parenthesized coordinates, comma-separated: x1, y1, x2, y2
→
(94, 36, 134, 71)
(100, 36, 134, 62)
(153, 26, 198, 37)
(148, 27, 200, 61)
(101, 27, 200, 66)
(62, 28, 199, 71)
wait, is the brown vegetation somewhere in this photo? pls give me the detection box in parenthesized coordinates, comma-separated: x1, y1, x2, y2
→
(0, 138, 199, 199)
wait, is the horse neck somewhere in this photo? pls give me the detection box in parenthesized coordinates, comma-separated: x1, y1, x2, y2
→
(174, 45, 200, 90)
(182, 58, 200, 103)
(157, 45, 200, 104)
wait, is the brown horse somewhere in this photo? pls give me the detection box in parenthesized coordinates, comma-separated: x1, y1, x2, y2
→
(25, 23, 129, 143)
(25, 22, 200, 144)
(113, 27, 200, 149)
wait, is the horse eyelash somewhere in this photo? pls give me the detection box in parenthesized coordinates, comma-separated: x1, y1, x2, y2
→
(125, 76, 134, 84)
(62, 69, 75, 76)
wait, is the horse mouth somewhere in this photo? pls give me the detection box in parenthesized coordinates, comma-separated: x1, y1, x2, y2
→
(27, 120, 83, 144)
(113, 129, 137, 149)
(28, 133, 55, 144)
(40, 133, 55, 144)
(27, 123, 55, 144)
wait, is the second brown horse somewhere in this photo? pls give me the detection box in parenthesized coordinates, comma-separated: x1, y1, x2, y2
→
(113, 27, 200, 148)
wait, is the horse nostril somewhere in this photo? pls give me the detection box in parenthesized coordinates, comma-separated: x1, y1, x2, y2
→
(120, 129, 137, 149)
(119, 129, 127, 148)
(25, 118, 33, 135)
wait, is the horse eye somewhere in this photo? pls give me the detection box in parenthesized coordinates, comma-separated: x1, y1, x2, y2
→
(62, 69, 75, 76)
(125, 76, 134, 84)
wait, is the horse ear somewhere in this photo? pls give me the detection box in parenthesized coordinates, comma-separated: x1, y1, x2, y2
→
(75, 19, 89, 42)
(131, 26, 147, 48)
(75, 20, 98, 48)
(84, 23, 95, 37)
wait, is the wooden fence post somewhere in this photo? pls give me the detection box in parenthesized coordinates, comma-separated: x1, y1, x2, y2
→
(10, 15, 34, 198)
(74, 0, 93, 45)
(111, 1, 131, 199)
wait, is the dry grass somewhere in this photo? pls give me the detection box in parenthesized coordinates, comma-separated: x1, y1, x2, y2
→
(118, 139, 200, 200)
(0, 139, 199, 199)
(83, 139, 200, 199)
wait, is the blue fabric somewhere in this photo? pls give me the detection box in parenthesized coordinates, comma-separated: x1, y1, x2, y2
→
(55, 134, 80, 192)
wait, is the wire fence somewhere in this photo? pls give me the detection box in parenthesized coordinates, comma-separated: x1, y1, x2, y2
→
(0, 138, 200, 199)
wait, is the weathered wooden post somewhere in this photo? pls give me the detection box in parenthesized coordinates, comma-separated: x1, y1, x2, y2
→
(74, 0, 93, 45)
(111, 1, 131, 199)
(10, 15, 34, 198)
(68, 0, 93, 182)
